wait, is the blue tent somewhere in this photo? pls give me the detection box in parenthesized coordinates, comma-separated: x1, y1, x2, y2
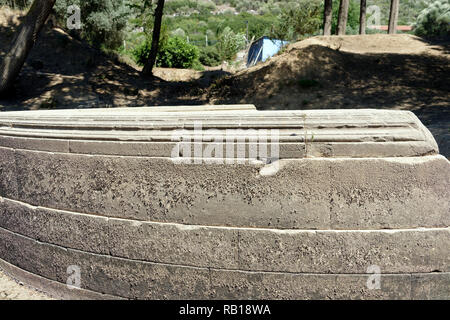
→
(247, 36, 289, 67)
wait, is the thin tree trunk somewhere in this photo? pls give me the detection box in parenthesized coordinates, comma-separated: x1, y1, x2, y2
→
(388, 0, 399, 34)
(323, 0, 333, 36)
(142, 0, 165, 76)
(359, 0, 367, 35)
(0, 0, 56, 97)
(336, 0, 350, 35)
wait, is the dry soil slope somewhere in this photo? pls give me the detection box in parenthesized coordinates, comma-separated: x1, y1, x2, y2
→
(208, 34, 450, 156)
(210, 34, 449, 109)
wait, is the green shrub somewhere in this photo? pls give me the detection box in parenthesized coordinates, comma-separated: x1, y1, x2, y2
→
(131, 23, 169, 67)
(199, 46, 222, 67)
(268, 0, 322, 40)
(217, 27, 246, 61)
(414, 0, 450, 37)
(132, 40, 152, 66)
(157, 37, 200, 69)
(191, 59, 205, 71)
(53, 0, 130, 50)
(133, 37, 200, 69)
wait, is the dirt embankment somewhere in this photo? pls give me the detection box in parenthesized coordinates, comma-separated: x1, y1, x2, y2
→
(209, 34, 449, 110)
(207, 34, 450, 156)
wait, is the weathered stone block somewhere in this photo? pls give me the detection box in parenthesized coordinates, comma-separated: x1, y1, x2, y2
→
(0, 107, 448, 299)
(0, 148, 17, 199)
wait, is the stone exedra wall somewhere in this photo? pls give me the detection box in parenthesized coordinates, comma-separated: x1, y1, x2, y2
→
(0, 105, 448, 299)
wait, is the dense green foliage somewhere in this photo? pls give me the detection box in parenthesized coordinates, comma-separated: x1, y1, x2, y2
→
(163, 11, 277, 46)
(52, 0, 130, 50)
(157, 36, 200, 68)
(332, 0, 361, 34)
(270, 0, 323, 40)
(1, 0, 447, 70)
(165, 0, 216, 15)
(217, 26, 246, 60)
(133, 36, 200, 69)
(199, 46, 222, 66)
(414, 0, 450, 36)
(127, 0, 154, 38)
(132, 40, 153, 66)
(211, 0, 434, 24)
(0, 0, 131, 49)
(162, 0, 361, 44)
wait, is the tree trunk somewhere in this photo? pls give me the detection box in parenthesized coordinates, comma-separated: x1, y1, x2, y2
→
(323, 0, 333, 36)
(388, 0, 399, 34)
(359, 0, 367, 35)
(0, 0, 56, 97)
(142, 0, 165, 76)
(336, 0, 350, 35)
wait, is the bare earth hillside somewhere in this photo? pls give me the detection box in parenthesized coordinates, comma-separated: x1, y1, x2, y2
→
(208, 34, 450, 156)
(209, 34, 449, 109)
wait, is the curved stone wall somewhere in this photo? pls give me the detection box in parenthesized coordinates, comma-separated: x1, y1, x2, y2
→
(0, 106, 448, 299)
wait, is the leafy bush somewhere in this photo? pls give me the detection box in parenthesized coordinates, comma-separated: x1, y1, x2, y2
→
(157, 37, 200, 68)
(171, 28, 186, 38)
(131, 23, 170, 66)
(199, 46, 222, 67)
(217, 27, 246, 61)
(132, 40, 152, 66)
(270, 0, 322, 40)
(414, 0, 450, 36)
(191, 59, 205, 71)
(164, 0, 216, 15)
(133, 37, 200, 69)
(53, 0, 130, 49)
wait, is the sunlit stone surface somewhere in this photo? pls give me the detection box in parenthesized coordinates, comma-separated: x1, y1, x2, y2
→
(0, 105, 448, 299)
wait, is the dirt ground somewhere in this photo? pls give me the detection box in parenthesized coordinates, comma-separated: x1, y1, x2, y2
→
(0, 268, 52, 300)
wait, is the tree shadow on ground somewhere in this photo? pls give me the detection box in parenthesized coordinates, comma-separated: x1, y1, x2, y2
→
(0, 23, 219, 110)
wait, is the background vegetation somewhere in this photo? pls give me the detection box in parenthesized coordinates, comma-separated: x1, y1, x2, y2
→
(1, 0, 448, 69)
(414, 0, 450, 36)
